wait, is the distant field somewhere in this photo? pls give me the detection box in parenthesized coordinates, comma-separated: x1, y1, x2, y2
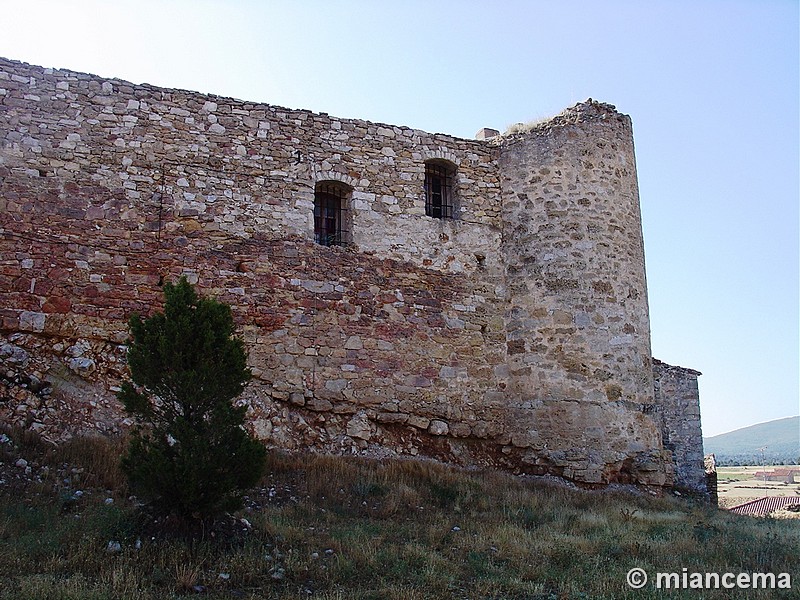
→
(716, 465, 800, 509)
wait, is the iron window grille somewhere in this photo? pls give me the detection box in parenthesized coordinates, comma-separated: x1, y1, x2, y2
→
(424, 162, 455, 219)
(314, 182, 349, 246)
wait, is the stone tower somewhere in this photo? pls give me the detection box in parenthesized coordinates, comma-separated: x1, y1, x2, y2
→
(497, 102, 671, 485)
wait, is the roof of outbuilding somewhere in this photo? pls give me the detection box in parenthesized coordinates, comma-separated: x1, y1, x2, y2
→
(729, 496, 800, 516)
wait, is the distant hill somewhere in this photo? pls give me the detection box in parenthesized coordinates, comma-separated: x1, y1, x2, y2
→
(704, 416, 799, 465)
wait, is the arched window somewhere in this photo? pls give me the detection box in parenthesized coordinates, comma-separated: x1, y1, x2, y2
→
(424, 160, 457, 219)
(314, 181, 350, 246)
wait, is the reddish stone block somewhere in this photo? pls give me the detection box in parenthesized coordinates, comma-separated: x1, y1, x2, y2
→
(99, 307, 125, 320)
(47, 268, 72, 281)
(33, 279, 56, 295)
(86, 206, 106, 220)
(42, 296, 72, 313)
(0, 266, 22, 278)
(426, 315, 446, 328)
(5, 292, 41, 311)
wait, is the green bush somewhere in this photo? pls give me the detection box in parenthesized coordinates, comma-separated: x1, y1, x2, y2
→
(119, 277, 266, 520)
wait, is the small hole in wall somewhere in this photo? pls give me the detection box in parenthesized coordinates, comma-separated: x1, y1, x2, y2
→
(37, 169, 46, 177)
(157, 274, 164, 287)
(475, 253, 486, 267)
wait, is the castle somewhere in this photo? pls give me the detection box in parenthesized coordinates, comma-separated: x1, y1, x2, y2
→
(0, 57, 706, 493)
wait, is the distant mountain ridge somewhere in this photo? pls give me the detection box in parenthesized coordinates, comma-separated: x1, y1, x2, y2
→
(703, 416, 799, 464)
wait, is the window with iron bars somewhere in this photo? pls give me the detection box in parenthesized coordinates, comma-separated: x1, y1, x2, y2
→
(314, 182, 349, 246)
(424, 161, 456, 219)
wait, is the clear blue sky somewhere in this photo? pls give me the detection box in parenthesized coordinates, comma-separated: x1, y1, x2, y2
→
(2, 0, 797, 437)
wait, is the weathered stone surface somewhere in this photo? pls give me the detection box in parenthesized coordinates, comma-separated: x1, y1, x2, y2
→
(68, 357, 96, 376)
(377, 413, 409, 425)
(1, 343, 28, 366)
(0, 57, 704, 491)
(653, 360, 706, 494)
(19, 312, 46, 333)
(252, 418, 273, 441)
(428, 420, 449, 436)
(346, 412, 372, 440)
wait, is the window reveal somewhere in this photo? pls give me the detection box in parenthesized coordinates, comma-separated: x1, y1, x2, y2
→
(314, 182, 349, 246)
(424, 161, 455, 219)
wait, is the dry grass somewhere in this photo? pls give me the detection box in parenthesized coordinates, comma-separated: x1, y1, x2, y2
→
(58, 434, 130, 492)
(0, 429, 798, 599)
(503, 114, 557, 136)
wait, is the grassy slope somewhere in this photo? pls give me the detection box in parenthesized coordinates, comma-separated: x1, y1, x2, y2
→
(704, 416, 800, 459)
(0, 429, 798, 599)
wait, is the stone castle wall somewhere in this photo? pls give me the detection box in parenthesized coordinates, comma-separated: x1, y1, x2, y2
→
(653, 360, 706, 493)
(0, 57, 703, 490)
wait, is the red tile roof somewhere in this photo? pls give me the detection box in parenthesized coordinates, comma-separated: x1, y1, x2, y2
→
(728, 496, 800, 516)
(753, 469, 797, 477)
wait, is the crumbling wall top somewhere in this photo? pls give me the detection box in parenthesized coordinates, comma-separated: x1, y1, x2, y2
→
(653, 358, 702, 377)
(498, 99, 630, 144)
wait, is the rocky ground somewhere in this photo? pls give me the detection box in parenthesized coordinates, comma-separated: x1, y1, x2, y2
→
(0, 428, 302, 541)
